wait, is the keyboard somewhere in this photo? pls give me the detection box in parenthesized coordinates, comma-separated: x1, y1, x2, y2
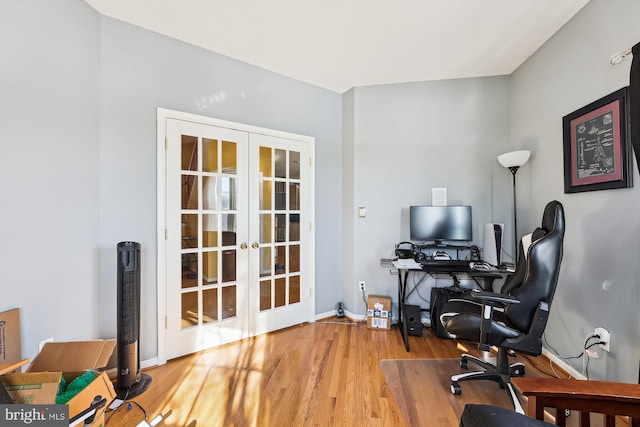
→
(419, 259, 471, 272)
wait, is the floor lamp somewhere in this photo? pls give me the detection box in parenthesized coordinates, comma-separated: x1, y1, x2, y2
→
(497, 150, 531, 264)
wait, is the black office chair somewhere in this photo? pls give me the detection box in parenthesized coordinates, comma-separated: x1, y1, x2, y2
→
(440, 200, 565, 414)
(439, 212, 549, 328)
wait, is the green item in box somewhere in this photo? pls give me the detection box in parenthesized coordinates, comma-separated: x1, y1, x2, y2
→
(56, 371, 96, 404)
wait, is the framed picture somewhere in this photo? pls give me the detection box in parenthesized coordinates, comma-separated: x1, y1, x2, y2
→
(563, 87, 632, 193)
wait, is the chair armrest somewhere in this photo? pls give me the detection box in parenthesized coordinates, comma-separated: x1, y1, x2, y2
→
(471, 290, 521, 305)
(470, 291, 519, 351)
(512, 377, 640, 426)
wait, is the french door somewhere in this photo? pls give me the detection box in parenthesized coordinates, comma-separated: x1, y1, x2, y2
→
(158, 110, 314, 362)
(248, 133, 311, 335)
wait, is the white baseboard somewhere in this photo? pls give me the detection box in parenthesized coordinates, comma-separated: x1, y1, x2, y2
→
(315, 309, 365, 321)
(141, 357, 158, 370)
(542, 347, 584, 379)
(345, 310, 365, 321)
(314, 310, 336, 320)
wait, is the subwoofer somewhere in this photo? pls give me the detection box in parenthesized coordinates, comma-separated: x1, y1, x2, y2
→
(405, 304, 423, 336)
(483, 223, 503, 266)
(115, 241, 151, 399)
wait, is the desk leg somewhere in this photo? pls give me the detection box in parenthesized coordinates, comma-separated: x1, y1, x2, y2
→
(398, 270, 410, 352)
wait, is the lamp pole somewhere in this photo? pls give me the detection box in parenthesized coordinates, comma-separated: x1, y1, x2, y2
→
(508, 166, 520, 264)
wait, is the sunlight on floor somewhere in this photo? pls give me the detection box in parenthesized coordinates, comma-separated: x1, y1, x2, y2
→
(137, 333, 276, 426)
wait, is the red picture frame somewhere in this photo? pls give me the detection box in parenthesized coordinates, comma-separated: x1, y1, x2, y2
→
(563, 87, 632, 193)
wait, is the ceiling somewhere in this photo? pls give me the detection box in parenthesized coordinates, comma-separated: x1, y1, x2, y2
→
(84, 0, 590, 94)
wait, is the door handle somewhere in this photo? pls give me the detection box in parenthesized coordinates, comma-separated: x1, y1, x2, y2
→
(252, 242, 259, 249)
(240, 243, 248, 250)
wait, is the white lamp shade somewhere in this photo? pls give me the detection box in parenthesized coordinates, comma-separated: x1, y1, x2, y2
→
(497, 150, 531, 168)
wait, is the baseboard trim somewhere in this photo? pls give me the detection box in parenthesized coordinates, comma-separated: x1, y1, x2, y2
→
(344, 310, 365, 321)
(315, 310, 336, 320)
(141, 357, 158, 370)
(315, 309, 365, 321)
(541, 348, 584, 379)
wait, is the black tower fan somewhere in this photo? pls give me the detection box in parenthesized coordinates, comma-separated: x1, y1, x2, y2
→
(115, 241, 151, 399)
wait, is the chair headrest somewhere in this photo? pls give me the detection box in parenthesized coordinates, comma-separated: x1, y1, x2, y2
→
(541, 200, 564, 235)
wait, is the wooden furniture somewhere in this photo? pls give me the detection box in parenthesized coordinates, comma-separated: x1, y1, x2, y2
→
(513, 377, 640, 426)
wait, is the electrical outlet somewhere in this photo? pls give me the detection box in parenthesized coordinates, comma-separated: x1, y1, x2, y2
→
(358, 281, 366, 293)
(595, 327, 610, 352)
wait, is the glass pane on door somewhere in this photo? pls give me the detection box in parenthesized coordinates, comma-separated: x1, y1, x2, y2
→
(257, 146, 302, 312)
(179, 135, 240, 327)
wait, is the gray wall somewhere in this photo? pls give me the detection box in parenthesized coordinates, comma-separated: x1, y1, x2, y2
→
(0, 0, 101, 354)
(342, 78, 512, 313)
(1, 0, 342, 362)
(510, 0, 640, 382)
(98, 17, 342, 360)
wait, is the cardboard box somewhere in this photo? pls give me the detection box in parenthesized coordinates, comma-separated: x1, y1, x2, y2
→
(367, 295, 392, 330)
(28, 340, 117, 373)
(0, 371, 61, 404)
(0, 308, 26, 374)
(63, 370, 114, 425)
(32, 340, 117, 426)
(0, 340, 117, 426)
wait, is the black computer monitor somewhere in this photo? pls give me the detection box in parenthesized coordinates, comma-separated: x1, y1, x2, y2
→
(409, 205, 472, 244)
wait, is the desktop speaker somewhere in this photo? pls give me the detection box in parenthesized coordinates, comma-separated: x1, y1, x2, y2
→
(405, 304, 423, 336)
(483, 223, 503, 266)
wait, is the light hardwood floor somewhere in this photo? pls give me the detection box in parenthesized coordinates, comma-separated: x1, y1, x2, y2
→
(105, 319, 560, 427)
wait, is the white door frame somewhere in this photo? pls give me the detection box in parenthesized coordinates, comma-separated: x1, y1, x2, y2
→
(156, 108, 316, 365)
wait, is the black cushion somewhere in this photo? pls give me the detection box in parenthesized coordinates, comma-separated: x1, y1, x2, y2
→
(459, 404, 555, 427)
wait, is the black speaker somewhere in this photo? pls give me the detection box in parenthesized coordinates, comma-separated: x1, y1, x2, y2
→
(405, 304, 423, 336)
(115, 241, 151, 399)
(336, 302, 345, 318)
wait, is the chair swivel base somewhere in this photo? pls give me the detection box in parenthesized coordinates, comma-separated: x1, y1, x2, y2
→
(450, 351, 526, 414)
(458, 353, 525, 376)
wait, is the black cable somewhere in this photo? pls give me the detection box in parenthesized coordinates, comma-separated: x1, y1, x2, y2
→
(585, 354, 590, 380)
(582, 340, 606, 380)
(105, 392, 148, 426)
(542, 332, 607, 381)
(584, 335, 602, 347)
(129, 401, 148, 421)
(360, 289, 368, 326)
(410, 271, 431, 305)
(543, 333, 584, 360)
(585, 340, 606, 350)
(519, 353, 560, 378)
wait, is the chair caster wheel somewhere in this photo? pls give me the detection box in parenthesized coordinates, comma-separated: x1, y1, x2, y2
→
(451, 383, 462, 395)
(512, 366, 525, 376)
(460, 359, 468, 369)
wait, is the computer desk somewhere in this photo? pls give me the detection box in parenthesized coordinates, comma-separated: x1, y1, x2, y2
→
(392, 259, 511, 352)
